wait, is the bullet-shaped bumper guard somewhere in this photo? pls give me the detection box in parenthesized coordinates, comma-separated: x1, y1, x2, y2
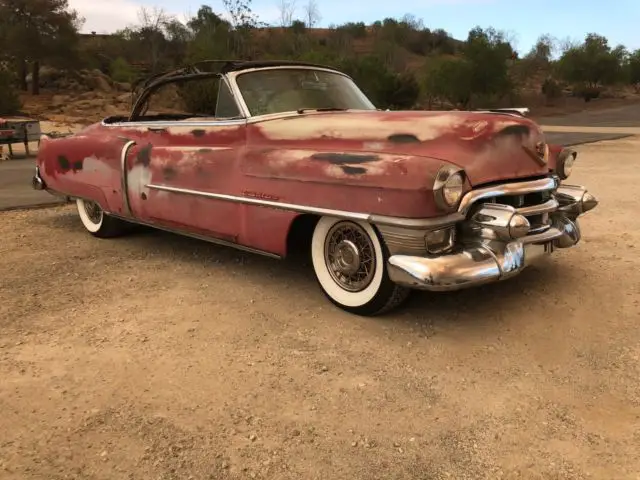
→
(387, 186, 596, 292)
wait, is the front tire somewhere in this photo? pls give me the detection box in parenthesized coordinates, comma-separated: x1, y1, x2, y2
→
(76, 198, 129, 238)
(310, 217, 410, 316)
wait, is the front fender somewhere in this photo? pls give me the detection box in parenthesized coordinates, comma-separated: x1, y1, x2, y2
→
(240, 147, 456, 218)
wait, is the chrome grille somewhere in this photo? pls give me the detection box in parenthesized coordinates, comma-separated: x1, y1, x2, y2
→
(462, 177, 559, 238)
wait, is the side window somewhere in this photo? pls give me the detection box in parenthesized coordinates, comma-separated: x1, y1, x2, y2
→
(133, 76, 242, 121)
(143, 78, 220, 119)
(216, 80, 241, 118)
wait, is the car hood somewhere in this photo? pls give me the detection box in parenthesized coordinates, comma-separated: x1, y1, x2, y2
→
(252, 110, 551, 186)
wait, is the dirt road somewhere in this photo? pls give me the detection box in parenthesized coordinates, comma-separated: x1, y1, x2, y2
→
(1, 137, 639, 479)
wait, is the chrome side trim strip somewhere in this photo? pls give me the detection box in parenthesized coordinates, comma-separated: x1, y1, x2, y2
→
(102, 119, 247, 128)
(108, 213, 282, 260)
(458, 177, 559, 215)
(145, 183, 462, 230)
(120, 140, 137, 217)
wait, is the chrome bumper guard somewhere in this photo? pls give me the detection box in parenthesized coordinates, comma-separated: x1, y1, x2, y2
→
(32, 165, 45, 190)
(387, 183, 598, 292)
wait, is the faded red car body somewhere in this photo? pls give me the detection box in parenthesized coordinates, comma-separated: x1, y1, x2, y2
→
(32, 60, 598, 315)
(37, 107, 558, 256)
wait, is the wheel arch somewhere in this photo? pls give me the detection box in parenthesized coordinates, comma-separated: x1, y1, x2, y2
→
(285, 213, 321, 258)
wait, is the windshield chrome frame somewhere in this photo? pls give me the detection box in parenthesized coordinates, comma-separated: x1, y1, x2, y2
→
(224, 65, 376, 119)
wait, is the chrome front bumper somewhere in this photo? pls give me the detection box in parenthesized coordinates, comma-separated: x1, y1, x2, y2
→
(387, 183, 597, 292)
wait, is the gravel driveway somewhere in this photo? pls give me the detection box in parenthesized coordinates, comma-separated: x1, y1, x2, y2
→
(1, 137, 639, 479)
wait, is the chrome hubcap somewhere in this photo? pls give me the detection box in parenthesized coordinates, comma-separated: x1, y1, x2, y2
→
(83, 201, 103, 224)
(324, 222, 376, 292)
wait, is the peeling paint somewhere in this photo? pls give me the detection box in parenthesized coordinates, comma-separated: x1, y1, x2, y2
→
(137, 144, 152, 166)
(388, 133, 420, 144)
(58, 155, 70, 171)
(311, 153, 379, 164)
(341, 165, 366, 175)
(163, 166, 177, 180)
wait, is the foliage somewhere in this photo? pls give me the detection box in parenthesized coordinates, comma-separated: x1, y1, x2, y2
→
(178, 78, 220, 114)
(556, 33, 628, 99)
(2, 0, 639, 110)
(0, 0, 83, 93)
(0, 70, 21, 113)
(109, 57, 136, 84)
(421, 27, 515, 108)
(422, 56, 474, 108)
(626, 49, 640, 88)
(541, 77, 562, 102)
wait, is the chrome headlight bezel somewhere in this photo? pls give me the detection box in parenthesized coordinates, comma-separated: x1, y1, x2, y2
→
(556, 148, 577, 180)
(434, 165, 465, 211)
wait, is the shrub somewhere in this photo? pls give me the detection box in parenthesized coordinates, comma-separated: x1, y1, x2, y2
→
(0, 70, 21, 114)
(110, 57, 136, 84)
(541, 77, 562, 103)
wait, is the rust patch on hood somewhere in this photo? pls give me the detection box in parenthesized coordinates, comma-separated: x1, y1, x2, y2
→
(388, 133, 420, 144)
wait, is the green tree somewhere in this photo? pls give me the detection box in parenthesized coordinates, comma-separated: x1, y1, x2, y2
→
(0, 70, 21, 113)
(463, 27, 514, 101)
(628, 49, 640, 90)
(557, 33, 627, 99)
(422, 56, 474, 108)
(421, 26, 514, 108)
(0, 0, 82, 94)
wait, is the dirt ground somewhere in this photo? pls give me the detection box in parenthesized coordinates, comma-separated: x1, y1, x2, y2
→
(1, 136, 639, 480)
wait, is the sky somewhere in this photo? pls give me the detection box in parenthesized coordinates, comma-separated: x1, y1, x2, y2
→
(68, 0, 640, 55)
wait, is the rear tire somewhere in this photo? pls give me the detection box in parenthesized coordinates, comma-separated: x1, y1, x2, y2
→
(76, 198, 130, 238)
(310, 216, 410, 316)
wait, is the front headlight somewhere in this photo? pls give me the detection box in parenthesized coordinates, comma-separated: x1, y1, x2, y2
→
(434, 166, 465, 210)
(443, 173, 464, 206)
(556, 149, 576, 180)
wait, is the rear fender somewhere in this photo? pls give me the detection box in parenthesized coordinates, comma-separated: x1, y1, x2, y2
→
(37, 133, 128, 212)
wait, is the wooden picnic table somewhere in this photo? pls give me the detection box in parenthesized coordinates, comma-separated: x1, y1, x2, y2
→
(0, 117, 41, 159)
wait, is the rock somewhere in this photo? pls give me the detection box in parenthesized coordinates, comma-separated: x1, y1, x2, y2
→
(114, 82, 131, 92)
(51, 95, 69, 107)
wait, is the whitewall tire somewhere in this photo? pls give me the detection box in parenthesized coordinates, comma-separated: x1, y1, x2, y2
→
(311, 217, 410, 315)
(76, 198, 129, 238)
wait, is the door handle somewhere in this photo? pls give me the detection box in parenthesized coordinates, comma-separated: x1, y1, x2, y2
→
(147, 127, 166, 133)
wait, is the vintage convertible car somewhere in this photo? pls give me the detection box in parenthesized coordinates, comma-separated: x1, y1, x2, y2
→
(33, 60, 598, 315)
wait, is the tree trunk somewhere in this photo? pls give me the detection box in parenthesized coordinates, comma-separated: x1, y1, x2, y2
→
(31, 61, 40, 95)
(18, 59, 28, 91)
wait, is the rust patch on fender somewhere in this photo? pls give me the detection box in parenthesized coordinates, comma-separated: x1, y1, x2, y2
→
(388, 133, 420, 144)
(58, 155, 70, 171)
(72, 160, 83, 171)
(311, 153, 378, 164)
(136, 144, 152, 166)
(163, 166, 177, 180)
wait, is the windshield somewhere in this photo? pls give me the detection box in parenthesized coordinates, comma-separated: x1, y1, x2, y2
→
(234, 68, 376, 116)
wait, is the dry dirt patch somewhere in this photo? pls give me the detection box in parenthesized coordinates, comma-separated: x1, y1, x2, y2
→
(1, 138, 639, 479)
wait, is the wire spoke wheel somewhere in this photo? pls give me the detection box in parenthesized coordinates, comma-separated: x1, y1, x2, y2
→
(311, 217, 411, 315)
(83, 200, 103, 225)
(324, 221, 376, 292)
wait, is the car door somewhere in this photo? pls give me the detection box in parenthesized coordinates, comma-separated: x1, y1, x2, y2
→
(124, 78, 247, 242)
